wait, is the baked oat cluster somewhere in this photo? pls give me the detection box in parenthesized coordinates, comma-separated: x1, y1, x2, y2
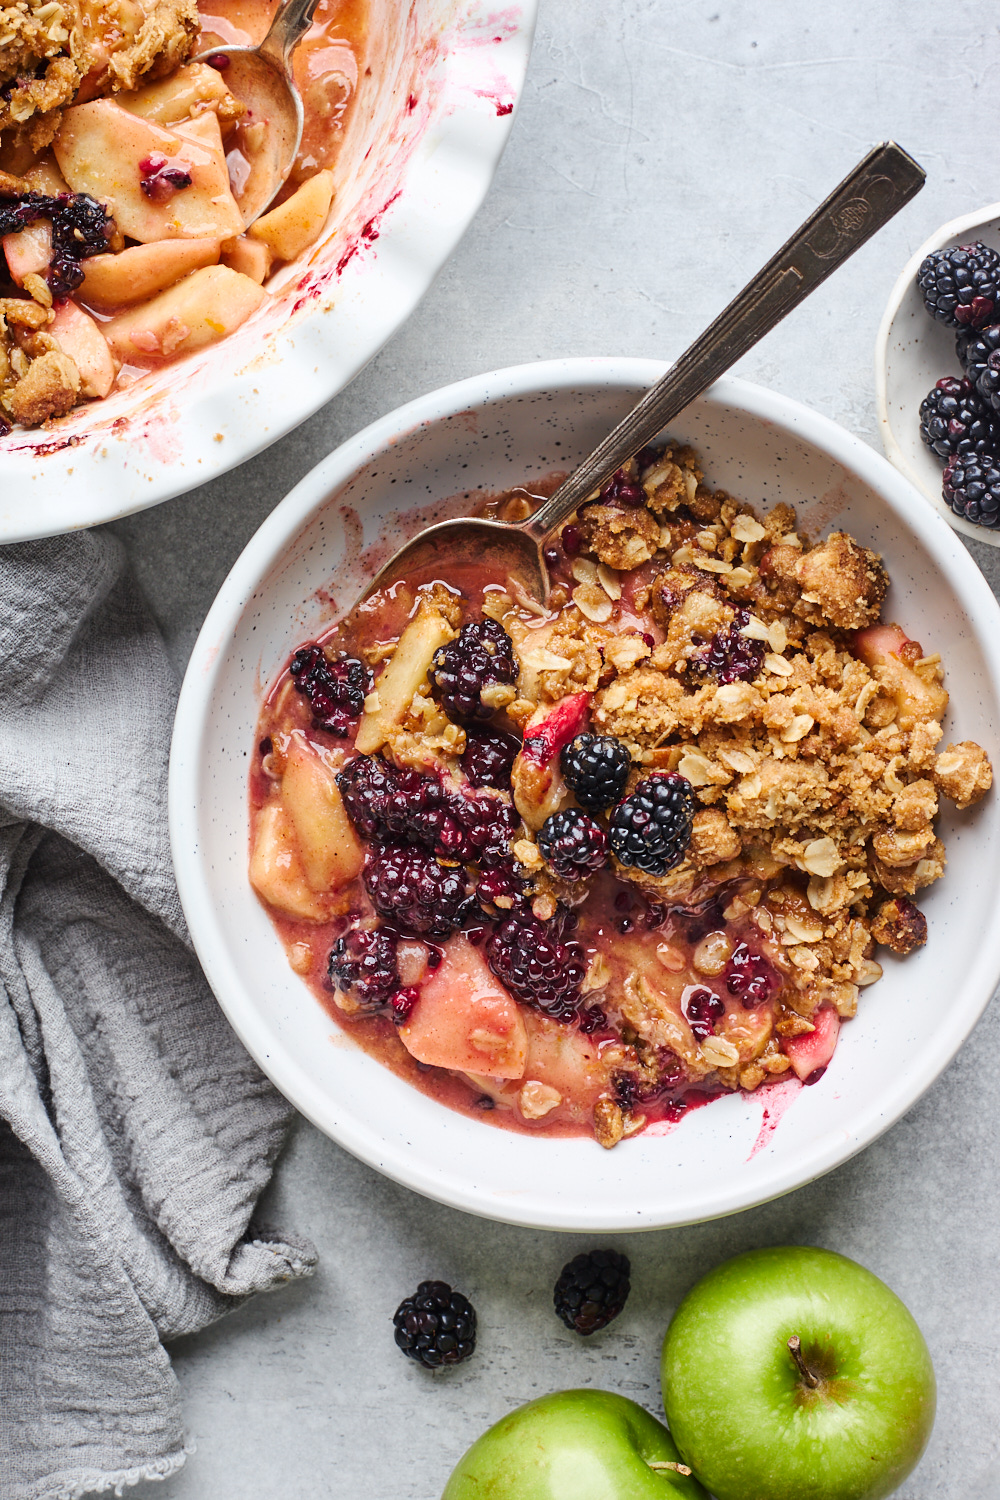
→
(249, 441, 993, 1149)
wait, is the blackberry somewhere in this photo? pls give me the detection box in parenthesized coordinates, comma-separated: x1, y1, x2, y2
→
(918, 377, 998, 460)
(684, 987, 724, 1040)
(688, 609, 765, 684)
(328, 926, 399, 1008)
(978, 349, 1000, 415)
(487, 908, 585, 1020)
(608, 773, 695, 876)
(461, 728, 519, 789)
(393, 1281, 477, 1369)
(956, 324, 1000, 389)
(942, 450, 1000, 528)
(725, 943, 780, 1007)
(553, 1250, 631, 1335)
(0, 188, 114, 298)
(560, 733, 630, 811)
(598, 465, 646, 506)
(916, 241, 1000, 329)
(475, 863, 527, 916)
(290, 645, 370, 736)
(429, 618, 517, 721)
(338, 755, 519, 867)
(537, 807, 608, 880)
(364, 840, 474, 938)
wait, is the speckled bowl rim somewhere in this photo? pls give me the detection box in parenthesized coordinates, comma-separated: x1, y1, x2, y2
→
(875, 200, 1000, 548)
(0, 0, 536, 543)
(170, 359, 1000, 1231)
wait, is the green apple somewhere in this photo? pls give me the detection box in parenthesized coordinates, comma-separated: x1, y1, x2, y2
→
(661, 1245, 936, 1500)
(441, 1389, 707, 1500)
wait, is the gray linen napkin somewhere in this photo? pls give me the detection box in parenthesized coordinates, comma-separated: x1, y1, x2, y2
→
(0, 530, 316, 1500)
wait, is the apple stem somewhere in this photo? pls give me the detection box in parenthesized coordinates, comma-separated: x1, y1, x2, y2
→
(648, 1461, 693, 1476)
(787, 1334, 820, 1388)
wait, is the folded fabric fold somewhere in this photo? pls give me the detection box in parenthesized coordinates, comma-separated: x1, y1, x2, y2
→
(0, 531, 316, 1500)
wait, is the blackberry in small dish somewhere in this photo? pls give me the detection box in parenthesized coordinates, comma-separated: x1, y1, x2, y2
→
(916, 241, 1000, 329)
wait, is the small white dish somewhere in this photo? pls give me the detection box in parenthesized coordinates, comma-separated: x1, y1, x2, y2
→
(0, 0, 536, 544)
(170, 359, 1000, 1232)
(875, 202, 1000, 548)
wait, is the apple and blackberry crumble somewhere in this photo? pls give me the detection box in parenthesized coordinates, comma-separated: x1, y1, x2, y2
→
(248, 442, 993, 1148)
(0, 0, 364, 428)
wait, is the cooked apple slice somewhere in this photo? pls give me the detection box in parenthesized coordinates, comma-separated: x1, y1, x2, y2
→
(3, 220, 52, 285)
(399, 935, 528, 1079)
(23, 152, 70, 195)
(782, 1004, 840, 1081)
(53, 100, 244, 243)
(249, 803, 328, 921)
(280, 736, 364, 892)
(854, 622, 948, 730)
(249, 170, 335, 263)
(77, 237, 222, 312)
(354, 597, 457, 755)
(49, 301, 118, 398)
(517, 1010, 609, 1118)
(220, 234, 272, 285)
(101, 265, 267, 362)
(117, 62, 243, 129)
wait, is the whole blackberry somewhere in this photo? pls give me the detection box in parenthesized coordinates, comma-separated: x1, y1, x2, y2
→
(684, 987, 724, 1040)
(461, 728, 519, 789)
(475, 862, 527, 916)
(917, 241, 1000, 328)
(429, 618, 518, 721)
(338, 754, 518, 867)
(537, 807, 608, 880)
(487, 908, 585, 1020)
(725, 942, 780, 1007)
(956, 324, 1000, 389)
(688, 609, 765, 684)
(553, 1250, 631, 1335)
(560, 733, 630, 811)
(608, 773, 695, 876)
(978, 349, 1000, 415)
(393, 1281, 477, 1369)
(364, 840, 474, 938)
(942, 450, 1000, 528)
(919, 377, 998, 460)
(327, 926, 399, 1008)
(290, 646, 370, 736)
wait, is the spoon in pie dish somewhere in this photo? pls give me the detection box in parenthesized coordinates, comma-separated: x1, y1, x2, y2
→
(193, 0, 320, 226)
(345, 141, 926, 615)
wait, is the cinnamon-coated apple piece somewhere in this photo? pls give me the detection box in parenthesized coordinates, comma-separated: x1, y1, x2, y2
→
(53, 100, 244, 243)
(249, 170, 335, 264)
(116, 62, 243, 129)
(354, 597, 458, 754)
(2, 220, 52, 285)
(854, 622, 948, 730)
(48, 300, 118, 398)
(77, 237, 222, 311)
(249, 803, 328, 921)
(101, 264, 267, 362)
(279, 736, 364, 892)
(398, 934, 528, 1078)
(221, 234, 272, 285)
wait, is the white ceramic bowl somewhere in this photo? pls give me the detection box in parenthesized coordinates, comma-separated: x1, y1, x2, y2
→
(875, 202, 1000, 547)
(0, 0, 536, 544)
(170, 359, 1000, 1232)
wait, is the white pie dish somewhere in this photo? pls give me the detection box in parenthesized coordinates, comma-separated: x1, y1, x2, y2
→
(0, 0, 536, 544)
(875, 201, 1000, 548)
(170, 358, 1000, 1232)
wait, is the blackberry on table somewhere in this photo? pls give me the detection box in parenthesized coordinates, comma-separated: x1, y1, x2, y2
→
(393, 1281, 477, 1369)
(553, 1249, 631, 1335)
(918, 377, 998, 460)
(327, 926, 399, 1008)
(560, 733, 630, 811)
(916, 241, 1000, 329)
(461, 728, 519, 789)
(537, 807, 608, 880)
(290, 645, 370, 736)
(687, 609, 765, 685)
(429, 618, 518, 721)
(942, 450, 1000, 528)
(363, 840, 475, 938)
(487, 907, 585, 1020)
(608, 773, 695, 876)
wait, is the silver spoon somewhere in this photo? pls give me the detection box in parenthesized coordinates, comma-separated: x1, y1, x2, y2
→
(194, 0, 320, 227)
(346, 141, 925, 615)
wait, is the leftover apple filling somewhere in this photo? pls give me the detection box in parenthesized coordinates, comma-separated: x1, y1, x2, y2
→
(0, 0, 362, 428)
(249, 442, 993, 1148)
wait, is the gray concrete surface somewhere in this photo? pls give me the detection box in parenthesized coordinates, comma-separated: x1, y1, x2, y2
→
(113, 3, 1000, 1495)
